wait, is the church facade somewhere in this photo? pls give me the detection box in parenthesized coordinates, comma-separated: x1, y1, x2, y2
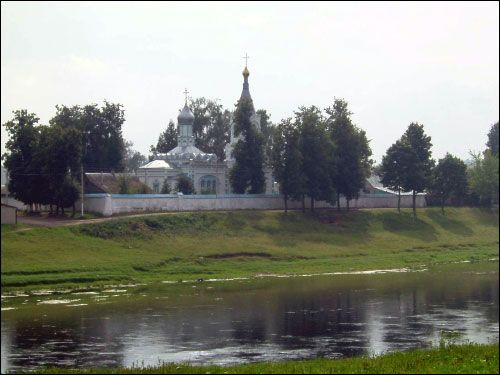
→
(136, 65, 275, 195)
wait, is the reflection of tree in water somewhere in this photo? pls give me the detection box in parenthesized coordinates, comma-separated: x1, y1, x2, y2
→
(7, 314, 125, 371)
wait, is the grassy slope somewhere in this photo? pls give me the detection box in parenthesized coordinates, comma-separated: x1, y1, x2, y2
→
(13, 344, 500, 374)
(1, 207, 498, 291)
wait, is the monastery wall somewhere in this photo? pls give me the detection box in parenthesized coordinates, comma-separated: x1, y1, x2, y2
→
(77, 193, 426, 217)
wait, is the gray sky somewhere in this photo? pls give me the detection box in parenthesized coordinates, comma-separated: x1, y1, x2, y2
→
(1, 1, 499, 164)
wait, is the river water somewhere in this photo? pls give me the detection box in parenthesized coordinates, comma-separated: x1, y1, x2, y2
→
(1, 261, 498, 372)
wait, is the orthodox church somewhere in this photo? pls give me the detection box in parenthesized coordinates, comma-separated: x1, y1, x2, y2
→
(136, 63, 275, 195)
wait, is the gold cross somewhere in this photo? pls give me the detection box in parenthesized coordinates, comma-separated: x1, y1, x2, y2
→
(242, 53, 249, 67)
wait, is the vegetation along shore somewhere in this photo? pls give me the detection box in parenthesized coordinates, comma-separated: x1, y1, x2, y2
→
(10, 343, 499, 374)
(1, 207, 498, 293)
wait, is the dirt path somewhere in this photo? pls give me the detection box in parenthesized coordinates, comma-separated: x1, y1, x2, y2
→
(14, 209, 286, 229)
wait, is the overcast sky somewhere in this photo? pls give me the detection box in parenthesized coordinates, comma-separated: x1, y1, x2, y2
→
(1, 1, 499, 164)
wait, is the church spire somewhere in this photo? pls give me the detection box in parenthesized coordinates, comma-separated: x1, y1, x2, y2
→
(240, 53, 252, 101)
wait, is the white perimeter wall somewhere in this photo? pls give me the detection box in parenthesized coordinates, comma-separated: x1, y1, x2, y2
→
(77, 194, 426, 217)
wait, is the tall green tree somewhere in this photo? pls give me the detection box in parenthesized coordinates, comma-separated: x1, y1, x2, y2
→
(124, 141, 147, 172)
(176, 175, 194, 195)
(3, 110, 82, 214)
(326, 99, 372, 209)
(296, 106, 334, 211)
(431, 153, 468, 214)
(271, 118, 304, 213)
(257, 109, 275, 166)
(400, 123, 434, 217)
(190, 97, 231, 161)
(149, 120, 177, 159)
(161, 179, 171, 194)
(229, 97, 266, 194)
(468, 150, 499, 207)
(50, 101, 126, 172)
(2, 110, 42, 210)
(41, 124, 82, 214)
(487, 122, 499, 156)
(380, 140, 414, 212)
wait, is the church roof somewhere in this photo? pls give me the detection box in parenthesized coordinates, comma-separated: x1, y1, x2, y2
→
(139, 160, 173, 169)
(162, 145, 217, 162)
(84, 173, 151, 194)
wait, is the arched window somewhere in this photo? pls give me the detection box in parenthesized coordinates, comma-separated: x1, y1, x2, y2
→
(200, 175, 216, 194)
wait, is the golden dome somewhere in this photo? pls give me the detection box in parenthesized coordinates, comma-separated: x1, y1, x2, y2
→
(242, 66, 250, 76)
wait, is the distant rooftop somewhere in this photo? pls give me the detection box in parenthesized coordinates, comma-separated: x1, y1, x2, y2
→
(139, 160, 173, 169)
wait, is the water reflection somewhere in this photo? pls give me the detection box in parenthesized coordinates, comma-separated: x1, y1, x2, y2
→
(1, 262, 498, 372)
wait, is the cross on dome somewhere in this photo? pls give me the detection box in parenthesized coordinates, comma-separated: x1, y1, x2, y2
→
(242, 53, 249, 67)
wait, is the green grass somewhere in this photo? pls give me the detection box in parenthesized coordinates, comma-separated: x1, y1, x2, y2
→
(11, 343, 499, 374)
(1, 207, 498, 292)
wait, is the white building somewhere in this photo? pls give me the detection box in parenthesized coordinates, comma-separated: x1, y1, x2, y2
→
(137, 64, 275, 195)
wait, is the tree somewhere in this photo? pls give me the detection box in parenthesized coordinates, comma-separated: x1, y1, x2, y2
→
(50, 101, 126, 172)
(149, 120, 177, 158)
(271, 118, 304, 213)
(56, 175, 80, 216)
(399, 123, 434, 217)
(118, 175, 131, 194)
(229, 97, 266, 194)
(431, 153, 468, 214)
(176, 175, 194, 195)
(326, 99, 372, 209)
(296, 106, 334, 211)
(380, 140, 414, 212)
(124, 141, 147, 172)
(161, 179, 171, 194)
(2, 110, 42, 210)
(3, 109, 83, 214)
(257, 109, 275, 166)
(487, 122, 499, 156)
(468, 150, 499, 207)
(190, 97, 231, 161)
(41, 124, 82, 214)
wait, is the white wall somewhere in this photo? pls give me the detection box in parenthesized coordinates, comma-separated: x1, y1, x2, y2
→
(76, 193, 426, 216)
(1, 205, 17, 224)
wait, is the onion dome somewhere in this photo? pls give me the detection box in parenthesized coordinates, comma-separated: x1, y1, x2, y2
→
(177, 103, 195, 125)
(242, 66, 250, 77)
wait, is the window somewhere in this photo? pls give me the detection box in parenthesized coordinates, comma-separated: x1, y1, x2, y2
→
(200, 175, 216, 194)
(153, 180, 160, 194)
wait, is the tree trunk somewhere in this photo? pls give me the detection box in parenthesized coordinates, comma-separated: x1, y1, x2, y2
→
(49, 204, 53, 215)
(398, 188, 401, 212)
(310, 196, 315, 212)
(301, 194, 305, 213)
(56, 205, 59, 216)
(61, 206, 65, 215)
(441, 196, 445, 215)
(346, 199, 350, 210)
(337, 192, 340, 211)
(412, 191, 416, 219)
(72, 203, 76, 217)
(284, 194, 288, 214)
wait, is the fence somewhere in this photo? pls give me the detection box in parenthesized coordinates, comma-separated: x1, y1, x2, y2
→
(76, 193, 426, 216)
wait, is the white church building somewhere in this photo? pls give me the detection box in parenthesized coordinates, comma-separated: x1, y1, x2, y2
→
(136, 64, 275, 195)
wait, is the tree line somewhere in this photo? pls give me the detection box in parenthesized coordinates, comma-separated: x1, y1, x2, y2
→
(2, 95, 498, 216)
(2, 102, 128, 215)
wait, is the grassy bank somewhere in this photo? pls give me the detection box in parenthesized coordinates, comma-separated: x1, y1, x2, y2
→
(12, 343, 499, 374)
(1, 207, 498, 292)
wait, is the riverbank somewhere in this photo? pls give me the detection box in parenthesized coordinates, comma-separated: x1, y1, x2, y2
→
(1, 207, 498, 292)
(11, 343, 499, 374)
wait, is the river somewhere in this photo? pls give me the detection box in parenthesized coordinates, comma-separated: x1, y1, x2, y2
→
(1, 261, 498, 372)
